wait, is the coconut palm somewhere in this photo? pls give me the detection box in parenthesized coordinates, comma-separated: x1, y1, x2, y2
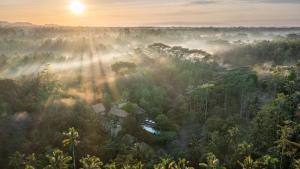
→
(293, 159, 300, 169)
(80, 155, 103, 169)
(169, 159, 194, 169)
(154, 158, 171, 169)
(63, 127, 80, 169)
(238, 156, 257, 169)
(24, 153, 39, 169)
(9, 151, 24, 169)
(44, 149, 72, 169)
(199, 153, 224, 169)
(123, 162, 143, 169)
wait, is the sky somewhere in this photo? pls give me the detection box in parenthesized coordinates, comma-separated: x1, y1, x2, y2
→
(0, 0, 300, 27)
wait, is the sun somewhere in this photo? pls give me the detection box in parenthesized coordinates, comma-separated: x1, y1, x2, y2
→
(69, 1, 85, 15)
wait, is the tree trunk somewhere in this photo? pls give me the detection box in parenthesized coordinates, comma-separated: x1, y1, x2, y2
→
(72, 144, 76, 169)
(224, 90, 227, 114)
(205, 89, 208, 120)
(240, 89, 244, 118)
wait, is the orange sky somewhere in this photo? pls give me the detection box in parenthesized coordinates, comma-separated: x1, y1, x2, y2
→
(0, 0, 300, 26)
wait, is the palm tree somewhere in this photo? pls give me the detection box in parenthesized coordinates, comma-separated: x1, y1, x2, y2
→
(293, 159, 300, 169)
(44, 149, 72, 169)
(238, 156, 257, 169)
(80, 155, 103, 169)
(24, 153, 38, 169)
(154, 158, 171, 169)
(199, 153, 224, 169)
(63, 127, 80, 169)
(169, 159, 194, 169)
(123, 162, 143, 169)
(257, 155, 278, 169)
(25, 166, 35, 169)
(276, 121, 294, 169)
(104, 162, 117, 169)
(9, 151, 24, 169)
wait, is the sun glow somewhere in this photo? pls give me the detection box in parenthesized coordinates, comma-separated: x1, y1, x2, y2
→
(69, 1, 85, 15)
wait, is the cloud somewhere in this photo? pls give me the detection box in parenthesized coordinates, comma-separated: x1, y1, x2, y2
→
(189, 0, 300, 4)
(264, 0, 300, 3)
(189, 0, 220, 5)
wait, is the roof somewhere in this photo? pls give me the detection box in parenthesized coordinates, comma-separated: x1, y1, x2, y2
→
(109, 106, 129, 118)
(92, 103, 106, 113)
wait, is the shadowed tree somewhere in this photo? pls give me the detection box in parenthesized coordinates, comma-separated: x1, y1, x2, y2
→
(256, 155, 278, 169)
(9, 151, 24, 169)
(293, 159, 300, 169)
(276, 121, 300, 169)
(24, 153, 39, 169)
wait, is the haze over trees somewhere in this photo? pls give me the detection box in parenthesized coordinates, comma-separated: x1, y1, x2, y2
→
(0, 25, 300, 168)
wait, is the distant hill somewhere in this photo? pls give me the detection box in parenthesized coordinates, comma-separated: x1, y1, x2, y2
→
(0, 21, 34, 27)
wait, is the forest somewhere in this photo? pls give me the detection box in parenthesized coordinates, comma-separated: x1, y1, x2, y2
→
(0, 25, 300, 169)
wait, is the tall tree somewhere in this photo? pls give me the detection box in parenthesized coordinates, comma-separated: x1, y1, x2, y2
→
(63, 127, 80, 169)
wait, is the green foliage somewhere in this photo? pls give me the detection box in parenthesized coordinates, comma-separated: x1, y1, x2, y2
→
(9, 151, 24, 169)
(80, 155, 103, 169)
(238, 156, 257, 169)
(221, 40, 300, 65)
(154, 158, 195, 169)
(199, 153, 224, 169)
(63, 127, 80, 169)
(256, 155, 278, 169)
(62, 127, 80, 148)
(293, 159, 300, 169)
(111, 62, 137, 75)
(24, 153, 39, 169)
(123, 162, 143, 169)
(2, 29, 300, 169)
(44, 149, 72, 169)
(155, 114, 177, 131)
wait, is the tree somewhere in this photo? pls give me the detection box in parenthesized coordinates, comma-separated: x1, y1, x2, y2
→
(104, 162, 117, 169)
(276, 121, 299, 169)
(199, 83, 215, 120)
(9, 151, 24, 169)
(111, 61, 136, 75)
(123, 162, 143, 169)
(293, 159, 300, 169)
(199, 153, 224, 169)
(44, 149, 72, 169)
(80, 155, 103, 169)
(256, 155, 278, 169)
(63, 127, 80, 169)
(154, 158, 171, 169)
(238, 156, 257, 169)
(168, 159, 194, 169)
(24, 153, 39, 169)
